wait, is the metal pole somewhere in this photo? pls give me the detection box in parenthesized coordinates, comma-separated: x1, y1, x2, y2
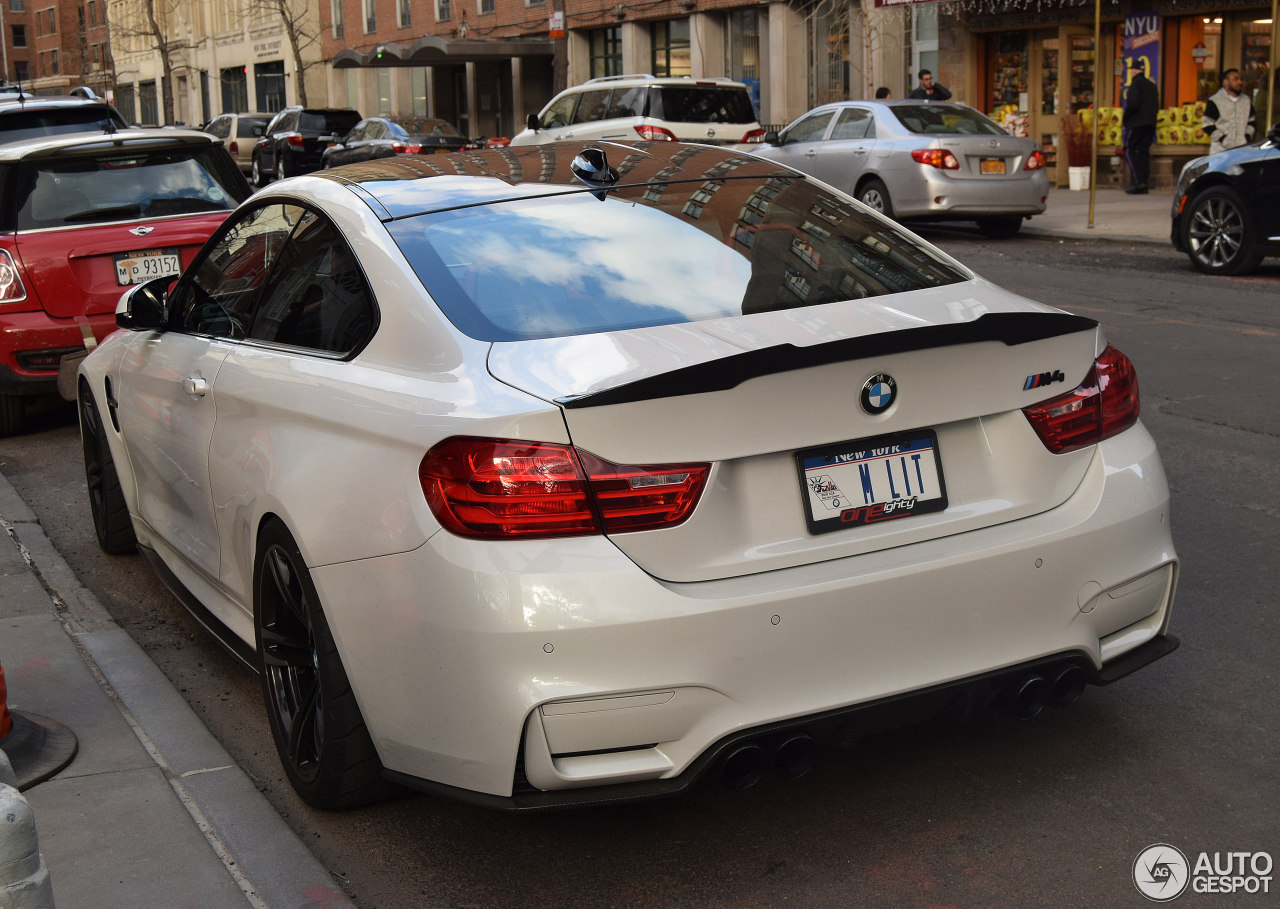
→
(1087, 0, 1101, 228)
(1269, 0, 1278, 132)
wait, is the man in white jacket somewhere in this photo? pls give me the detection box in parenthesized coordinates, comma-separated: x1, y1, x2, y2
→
(1203, 69, 1255, 154)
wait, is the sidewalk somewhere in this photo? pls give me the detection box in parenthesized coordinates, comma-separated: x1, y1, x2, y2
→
(1023, 184, 1175, 245)
(0, 473, 354, 909)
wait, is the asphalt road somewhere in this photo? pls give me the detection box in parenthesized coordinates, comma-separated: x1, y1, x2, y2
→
(1, 232, 1276, 909)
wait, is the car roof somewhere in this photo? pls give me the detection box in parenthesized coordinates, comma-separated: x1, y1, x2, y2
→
(0, 94, 115, 110)
(570, 75, 749, 90)
(314, 141, 792, 219)
(0, 126, 220, 161)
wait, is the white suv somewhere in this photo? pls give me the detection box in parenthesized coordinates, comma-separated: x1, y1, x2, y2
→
(510, 75, 763, 146)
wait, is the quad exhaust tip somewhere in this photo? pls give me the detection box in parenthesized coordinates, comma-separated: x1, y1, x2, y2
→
(718, 733, 819, 789)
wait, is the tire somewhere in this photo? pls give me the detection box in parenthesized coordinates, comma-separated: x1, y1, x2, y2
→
(79, 386, 136, 554)
(857, 178, 894, 218)
(0, 393, 24, 437)
(254, 518, 393, 809)
(977, 216, 1023, 239)
(251, 155, 270, 188)
(1182, 186, 1262, 276)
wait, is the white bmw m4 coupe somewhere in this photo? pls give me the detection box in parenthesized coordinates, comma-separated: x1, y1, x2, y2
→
(78, 141, 1178, 810)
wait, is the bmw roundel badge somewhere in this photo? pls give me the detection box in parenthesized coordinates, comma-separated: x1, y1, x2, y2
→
(860, 374, 896, 415)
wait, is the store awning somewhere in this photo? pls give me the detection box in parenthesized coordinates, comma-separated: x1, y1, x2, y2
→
(332, 36, 554, 68)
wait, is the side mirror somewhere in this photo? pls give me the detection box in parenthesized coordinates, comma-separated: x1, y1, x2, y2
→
(764, 130, 781, 146)
(116, 276, 173, 331)
(526, 112, 541, 132)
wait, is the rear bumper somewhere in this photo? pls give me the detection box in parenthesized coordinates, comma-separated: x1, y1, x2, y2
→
(0, 310, 115, 396)
(313, 422, 1177, 803)
(894, 169, 1050, 219)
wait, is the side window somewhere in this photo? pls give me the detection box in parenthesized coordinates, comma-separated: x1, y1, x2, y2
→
(207, 117, 230, 139)
(171, 203, 303, 339)
(250, 210, 376, 355)
(831, 108, 874, 140)
(783, 111, 835, 144)
(571, 90, 611, 124)
(609, 85, 646, 118)
(345, 122, 368, 142)
(541, 94, 577, 128)
(365, 121, 386, 140)
(238, 119, 266, 139)
(275, 111, 298, 134)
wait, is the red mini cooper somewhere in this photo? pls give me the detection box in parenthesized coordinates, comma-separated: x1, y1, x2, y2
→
(0, 126, 250, 434)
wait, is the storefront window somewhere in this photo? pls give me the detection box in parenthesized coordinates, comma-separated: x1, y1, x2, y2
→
(1069, 34, 1094, 113)
(810, 2, 849, 106)
(989, 33, 1028, 111)
(1241, 19, 1271, 97)
(1042, 38, 1059, 115)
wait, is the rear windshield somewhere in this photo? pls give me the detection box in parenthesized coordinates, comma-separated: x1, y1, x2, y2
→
(14, 145, 250, 230)
(299, 110, 362, 135)
(237, 117, 268, 138)
(891, 105, 1006, 136)
(388, 176, 967, 342)
(647, 87, 757, 124)
(391, 117, 464, 139)
(0, 105, 127, 141)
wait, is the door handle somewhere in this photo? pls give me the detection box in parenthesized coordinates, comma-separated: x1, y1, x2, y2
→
(805, 149, 817, 157)
(183, 376, 208, 397)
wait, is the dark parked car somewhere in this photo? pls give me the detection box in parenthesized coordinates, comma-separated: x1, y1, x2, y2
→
(0, 89, 127, 142)
(251, 106, 361, 186)
(1171, 121, 1280, 275)
(321, 116, 476, 168)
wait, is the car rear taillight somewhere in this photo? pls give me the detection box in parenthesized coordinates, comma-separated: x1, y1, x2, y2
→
(1023, 345, 1140, 454)
(0, 249, 28, 304)
(392, 143, 424, 154)
(419, 437, 708, 539)
(229, 140, 240, 155)
(286, 133, 304, 148)
(740, 128, 767, 144)
(1024, 149, 1046, 170)
(635, 124, 678, 142)
(911, 148, 959, 170)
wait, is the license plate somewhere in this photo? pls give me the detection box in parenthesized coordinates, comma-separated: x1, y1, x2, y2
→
(115, 248, 180, 286)
(796, 430, 948, 534)
(980, 157, 1007, 175)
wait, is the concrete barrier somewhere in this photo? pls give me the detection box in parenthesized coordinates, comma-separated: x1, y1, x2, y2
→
(0, 776, 54, 909)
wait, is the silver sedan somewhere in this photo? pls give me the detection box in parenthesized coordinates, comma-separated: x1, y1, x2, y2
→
(752, 101, 1050, 238)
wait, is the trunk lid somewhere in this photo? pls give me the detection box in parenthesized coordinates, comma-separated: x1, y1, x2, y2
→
(488, 282, 1101, 583)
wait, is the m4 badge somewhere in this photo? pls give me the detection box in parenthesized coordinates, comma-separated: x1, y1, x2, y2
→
(1024, 369, 1066, 391)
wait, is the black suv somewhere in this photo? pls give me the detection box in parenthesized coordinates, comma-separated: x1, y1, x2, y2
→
(251, 106, 362, 186)
(0, 88, 128, 142)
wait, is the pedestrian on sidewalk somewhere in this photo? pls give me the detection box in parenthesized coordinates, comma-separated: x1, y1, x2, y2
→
(908, 70, 951, 102)
(1204, 68, 1256, 154)
(1122, 59, 1158, 194)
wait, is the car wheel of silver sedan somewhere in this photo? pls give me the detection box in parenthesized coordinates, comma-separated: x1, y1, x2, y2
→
(857, 178, 894, 219)
(254, 518, 393, 809)
(1183, 186, 1261, 276)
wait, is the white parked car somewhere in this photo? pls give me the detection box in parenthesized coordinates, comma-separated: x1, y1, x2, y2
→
(751, 100, 1050, 238)
(510, 74, 764, 147)
(78, 141, 1179, 810)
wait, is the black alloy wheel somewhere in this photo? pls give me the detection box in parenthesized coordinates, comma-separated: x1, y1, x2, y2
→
(1183, 186, 1262, 276)
(254, 519, 392, 809)
(79, 384, 136, 554)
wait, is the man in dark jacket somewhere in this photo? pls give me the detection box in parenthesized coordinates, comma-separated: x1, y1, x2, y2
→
(1122, 59, 1159, 194)
(908, 70, 952, 101)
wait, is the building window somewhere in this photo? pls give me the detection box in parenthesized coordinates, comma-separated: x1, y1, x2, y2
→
(377, 67, 391, 114)
(398, 0, 410, 28)
(479, 0, 495, 14)
(363, 0, 375, 34)
(220, 66, 249, 113)
(11, 24, 24, 47)
(331, 0, 344, 39)
(436, 0, 450, 21)
(412, 68, 428, 116)
(526, 0, 545, 6)
(652, 19, 691, 77)
(91, 43, 101, 71)
(9, 0, 23, 11)
(48, 49, 58, 75)
(87, 0, 97, 26)
(589, 26, 621, 79)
